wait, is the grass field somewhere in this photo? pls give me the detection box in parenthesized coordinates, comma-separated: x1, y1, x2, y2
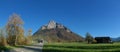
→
(43, 42, 120, 52)
(0, 46, 12, 52)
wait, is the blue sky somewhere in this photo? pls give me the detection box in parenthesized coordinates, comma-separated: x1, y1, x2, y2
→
(0, 0, 120, 38)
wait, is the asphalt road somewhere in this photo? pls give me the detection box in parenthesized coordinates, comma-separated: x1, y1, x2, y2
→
(10, 43, 43, 52)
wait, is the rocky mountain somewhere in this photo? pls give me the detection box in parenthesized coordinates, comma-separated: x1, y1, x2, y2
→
(33, 20, 84, 43)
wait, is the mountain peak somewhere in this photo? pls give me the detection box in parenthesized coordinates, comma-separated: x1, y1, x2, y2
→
(33, 20, 84, 43)
(49, 20, 56, 23)
(41, 20, 65, 30)
(47, 20, 56, 29)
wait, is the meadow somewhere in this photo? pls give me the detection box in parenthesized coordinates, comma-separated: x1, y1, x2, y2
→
(43, 42, 120, 52)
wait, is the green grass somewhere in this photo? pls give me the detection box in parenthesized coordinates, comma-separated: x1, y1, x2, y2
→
(43, 42, 120, 52)
(0, 46, 12, 51)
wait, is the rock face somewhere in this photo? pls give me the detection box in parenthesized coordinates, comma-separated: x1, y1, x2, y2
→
(33, 20, 84, 43)
(47, 20, 56, 29)
(41, 20, 64, 30)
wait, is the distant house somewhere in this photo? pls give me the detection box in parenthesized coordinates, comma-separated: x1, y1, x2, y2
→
(95, 37, 112, 43)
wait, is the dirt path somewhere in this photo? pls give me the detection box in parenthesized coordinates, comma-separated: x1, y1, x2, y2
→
(12, 43, 43, 52)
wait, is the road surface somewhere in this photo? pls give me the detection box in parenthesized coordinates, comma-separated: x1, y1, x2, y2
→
(10, 43, 43, 52)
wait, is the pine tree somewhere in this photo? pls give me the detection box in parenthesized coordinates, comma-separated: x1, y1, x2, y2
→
(85, 32, 93, 44)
